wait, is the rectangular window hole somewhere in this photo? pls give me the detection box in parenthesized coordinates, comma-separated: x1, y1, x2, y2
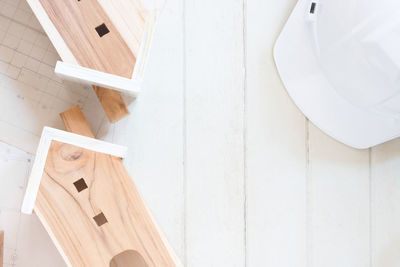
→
(310, 2, 317, 14)
(95, 23, 110, 37)
(93, 212, 108, 227)
(73, 178, 88, 193)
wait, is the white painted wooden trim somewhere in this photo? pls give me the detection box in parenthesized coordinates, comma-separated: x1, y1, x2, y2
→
(132, 11, 159, 80)
(21, 127, 128, 215)
(55, 61, 141, 95)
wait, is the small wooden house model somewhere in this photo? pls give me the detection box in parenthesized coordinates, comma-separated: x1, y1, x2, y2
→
(26, 0, 162, 122)
(22, 107, 181, 267)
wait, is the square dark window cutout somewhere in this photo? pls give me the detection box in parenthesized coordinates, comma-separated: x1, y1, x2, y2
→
(73, 178, 88, 193)
(93, 212, 108, 227)
(95, 23, 110, 37)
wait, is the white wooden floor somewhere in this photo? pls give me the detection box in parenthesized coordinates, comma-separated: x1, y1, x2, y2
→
(0, 0, 400, 266)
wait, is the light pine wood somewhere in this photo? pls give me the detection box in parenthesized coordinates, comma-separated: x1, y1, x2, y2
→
(38, 0, 135, 78)
(60, 106, 95, 138)
(0, 230, 3, 267)
(38, 0, 134, 123)
(110, 250, 148, 267)
(96, 0, 147, 57)
(93, 86, 130, 123)
(31, 107, 181, 266)
(35, 141, 180, 266)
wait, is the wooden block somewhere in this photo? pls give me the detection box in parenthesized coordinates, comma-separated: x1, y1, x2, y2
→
(93, 86, 130, 123)
(38, 0, 135, 78)
(35, 141, 180, 266)
(23, 107, 181, 266)
(38, 0, 134, 123)
(21, 127, 128, 214)
(60, 106, 95, 138)
(0, 230, 3, 267)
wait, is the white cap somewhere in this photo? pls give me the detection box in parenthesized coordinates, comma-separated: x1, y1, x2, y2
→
(274, 0, 400, 148)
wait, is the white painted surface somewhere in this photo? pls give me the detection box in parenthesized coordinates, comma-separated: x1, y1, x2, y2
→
(54, 61, 141, 95)
(0, 0, 399, 266)
(184, 0, 245, 266)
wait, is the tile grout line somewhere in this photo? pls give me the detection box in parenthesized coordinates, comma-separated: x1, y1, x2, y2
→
(242, 0, 248, 266)
(182, 0, 188, 265)
(0, 11, 44, 35)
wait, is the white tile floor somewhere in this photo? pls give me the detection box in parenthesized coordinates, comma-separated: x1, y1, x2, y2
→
(0, 142, 65, 266)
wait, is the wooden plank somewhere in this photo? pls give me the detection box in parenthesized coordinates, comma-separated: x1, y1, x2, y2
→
(308, 124, 370, 267)
(60, 106, 95, 138)
(38, 0, 136, 78)
(35, 140, 180, 267)
(184, 0, 245, 266)
(246, 0, 307, 266)
(0, 230, 3, 267)
(93, 86, 130, 123)
(370, 139, 400, 267)
(118, 0, 185, 262)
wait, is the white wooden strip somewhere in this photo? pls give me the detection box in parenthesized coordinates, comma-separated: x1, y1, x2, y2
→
(21, 127, 127, 215)
(308, 124, 370, 267)
(371, 139, 400, 266)
(55, 61, 141, 95)
(184, 0, 245, 266)
(246, 0, 307, 266)
(25, 0, 78, 65)
(118, 0, 185, 261)
(132, 11, 159, 80)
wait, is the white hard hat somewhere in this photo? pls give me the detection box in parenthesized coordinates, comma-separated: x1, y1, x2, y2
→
(274, 0, 400, 148)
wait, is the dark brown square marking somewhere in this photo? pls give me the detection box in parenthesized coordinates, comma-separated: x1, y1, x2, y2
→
(73, 178, 88, 193)
(93, 212, 108, 226)
(95, 23, 110, 37)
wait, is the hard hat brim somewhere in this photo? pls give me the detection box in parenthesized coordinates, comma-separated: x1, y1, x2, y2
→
(274, 0, 400, 149)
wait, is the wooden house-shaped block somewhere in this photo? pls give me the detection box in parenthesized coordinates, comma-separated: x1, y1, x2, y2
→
(22, 107, 181, 267)
(26, 0, 162, 122)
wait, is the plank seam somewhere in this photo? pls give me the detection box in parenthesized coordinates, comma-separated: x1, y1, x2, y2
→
(305, 119, 312, 267)
(182, 0, 188, 264)
(242, 0, 248, 266)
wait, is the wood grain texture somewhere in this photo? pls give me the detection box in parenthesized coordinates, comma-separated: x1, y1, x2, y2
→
(35, 106, 181, 266)
(93, 86, 130, 123)
(97, 0, 147, 57)
(35, 141, 180, 267)
(110, 250, 148, 267)
(37, 0, 133, 123)
(38, 0, 136, 78)
(0, 230, 3, 267)
(60, 106, 95, 138)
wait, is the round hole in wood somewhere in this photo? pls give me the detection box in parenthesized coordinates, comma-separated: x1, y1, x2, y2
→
(109, 250, 148, 267)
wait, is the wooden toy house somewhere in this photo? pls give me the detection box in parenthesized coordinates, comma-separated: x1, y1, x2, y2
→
(26, 0, 162, 122)
(22, 107, 181, 267)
